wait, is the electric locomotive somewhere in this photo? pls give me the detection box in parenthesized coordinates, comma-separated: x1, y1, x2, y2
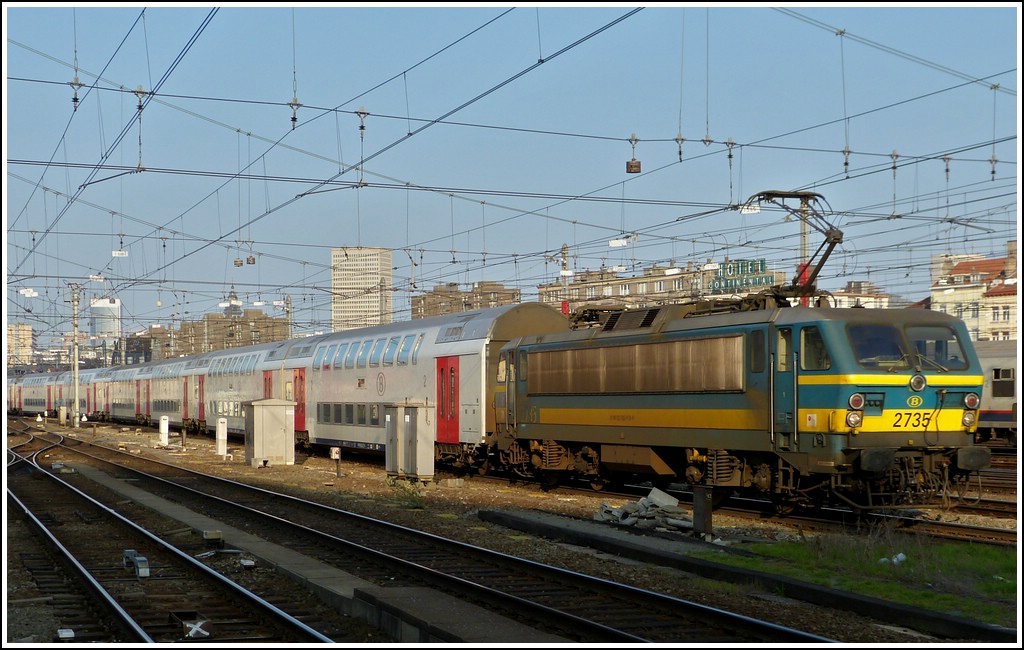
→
(487, 295, 991, 511)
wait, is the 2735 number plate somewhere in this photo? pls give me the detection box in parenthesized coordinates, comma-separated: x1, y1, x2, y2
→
(892, 411, 933, 428)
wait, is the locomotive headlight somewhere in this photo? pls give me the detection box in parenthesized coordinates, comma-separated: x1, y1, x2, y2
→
(848, 393, 865, 410)
(963, 393, 980, 409)
(962, 411, 976, 426)
(909, 374, 927, 392)
(846, 411, 863, 428)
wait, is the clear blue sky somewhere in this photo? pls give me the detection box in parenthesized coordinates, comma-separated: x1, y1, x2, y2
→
(5, 3, 1020, 346)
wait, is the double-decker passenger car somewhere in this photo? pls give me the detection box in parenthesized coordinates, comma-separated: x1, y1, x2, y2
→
(973, 339, 1018, 447)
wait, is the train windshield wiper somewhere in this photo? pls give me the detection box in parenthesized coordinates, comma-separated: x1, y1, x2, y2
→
(887, 351, 919, 373)
(915, 353, 949, 373)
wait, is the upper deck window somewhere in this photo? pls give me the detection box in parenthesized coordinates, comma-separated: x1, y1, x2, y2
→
(382, 337, 401, 366)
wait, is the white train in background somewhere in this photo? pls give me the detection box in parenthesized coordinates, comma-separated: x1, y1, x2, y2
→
(973, 339, 1018, 447)
(7, 303, 573, 466)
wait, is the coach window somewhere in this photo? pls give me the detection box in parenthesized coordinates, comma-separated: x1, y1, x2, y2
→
(777, 329, 792, 372)
(397, 335, 416, 365)
(313, 346, 327, 370)
(800, 327, 831, 370)
(344, 403, 354, 424)
(382, 337, 400, 366)
(992, 367, 1015, 397)
(370, 403, 381, 426)
(332, 343, 348, 368)
(356, 403, 367, 425)
(356, 340, 373, 368)
(332, 403, 342, 423)
(344, 342, 360, 369)
(369, 339, 386, 366)
(411, 334, 424, 364)
(322, 345, 336, 370)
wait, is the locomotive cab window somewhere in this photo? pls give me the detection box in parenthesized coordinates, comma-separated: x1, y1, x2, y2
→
(905, 325, 968, 371)
(776, 329, 792, 371)
(849, 324, 908, 370)
(800, 327, 831, 371)
(496, 354, 507, 382)
(748, 330, 765, 373)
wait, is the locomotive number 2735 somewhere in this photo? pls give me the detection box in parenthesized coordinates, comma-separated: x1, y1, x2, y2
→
(892, 411, 933, 429)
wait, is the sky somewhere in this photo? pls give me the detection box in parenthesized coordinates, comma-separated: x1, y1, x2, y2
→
(4, 3, 1020, 348)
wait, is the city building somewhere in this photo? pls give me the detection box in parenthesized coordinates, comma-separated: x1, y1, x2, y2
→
(148, 290, 292, 359)
(829, 281, 891, 309)
(929, 240, 1017, 341)
(411, 281, 520, 318)
(537, 256, 788, 314)
(88, 296, 121, 345)
(7, 322, 35, 368)
(331, 247, 393, 331)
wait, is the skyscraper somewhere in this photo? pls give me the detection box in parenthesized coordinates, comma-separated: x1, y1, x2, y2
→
(330, 247, 393, 331)
(89, 296, 121, 346)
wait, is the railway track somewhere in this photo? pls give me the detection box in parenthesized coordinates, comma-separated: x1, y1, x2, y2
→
(495, 474, 1019, 548)
(14, 431, 829, 644)
(7, 446, 338, 643)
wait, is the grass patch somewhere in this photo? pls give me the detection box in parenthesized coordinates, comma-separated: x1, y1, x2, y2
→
(384, 475, 427, 509)
(692, 524, 1017, 628)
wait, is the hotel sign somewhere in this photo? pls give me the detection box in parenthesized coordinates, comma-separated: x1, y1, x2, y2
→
(707, 259, 777, 294)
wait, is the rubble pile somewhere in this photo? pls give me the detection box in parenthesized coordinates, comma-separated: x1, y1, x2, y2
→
(594, 487, 693, 532)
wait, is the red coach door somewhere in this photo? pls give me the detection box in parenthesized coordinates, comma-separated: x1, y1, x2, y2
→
(435, 356, 460, 444)
(293, 368, 306, 432)
(197, 375, 206, 423)
(263, 370, 273, 399)
(182, 377, 189, 420)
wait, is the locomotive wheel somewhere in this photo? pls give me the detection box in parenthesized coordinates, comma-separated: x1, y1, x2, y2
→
(709, 487, 732, 509)
(538, 471, 561, 492)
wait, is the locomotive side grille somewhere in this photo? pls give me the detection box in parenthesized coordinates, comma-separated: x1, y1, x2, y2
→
(602, 308, 660, 331)
(529, 335, 743, 394)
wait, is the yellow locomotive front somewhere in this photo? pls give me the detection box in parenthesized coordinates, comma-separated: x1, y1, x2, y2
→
(786, 309, 991, 510)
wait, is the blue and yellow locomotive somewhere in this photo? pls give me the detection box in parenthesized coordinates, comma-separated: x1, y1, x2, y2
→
(488, 296, 991, 510)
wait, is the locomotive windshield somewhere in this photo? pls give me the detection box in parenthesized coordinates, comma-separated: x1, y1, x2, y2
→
(848, 323, 968, 371)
